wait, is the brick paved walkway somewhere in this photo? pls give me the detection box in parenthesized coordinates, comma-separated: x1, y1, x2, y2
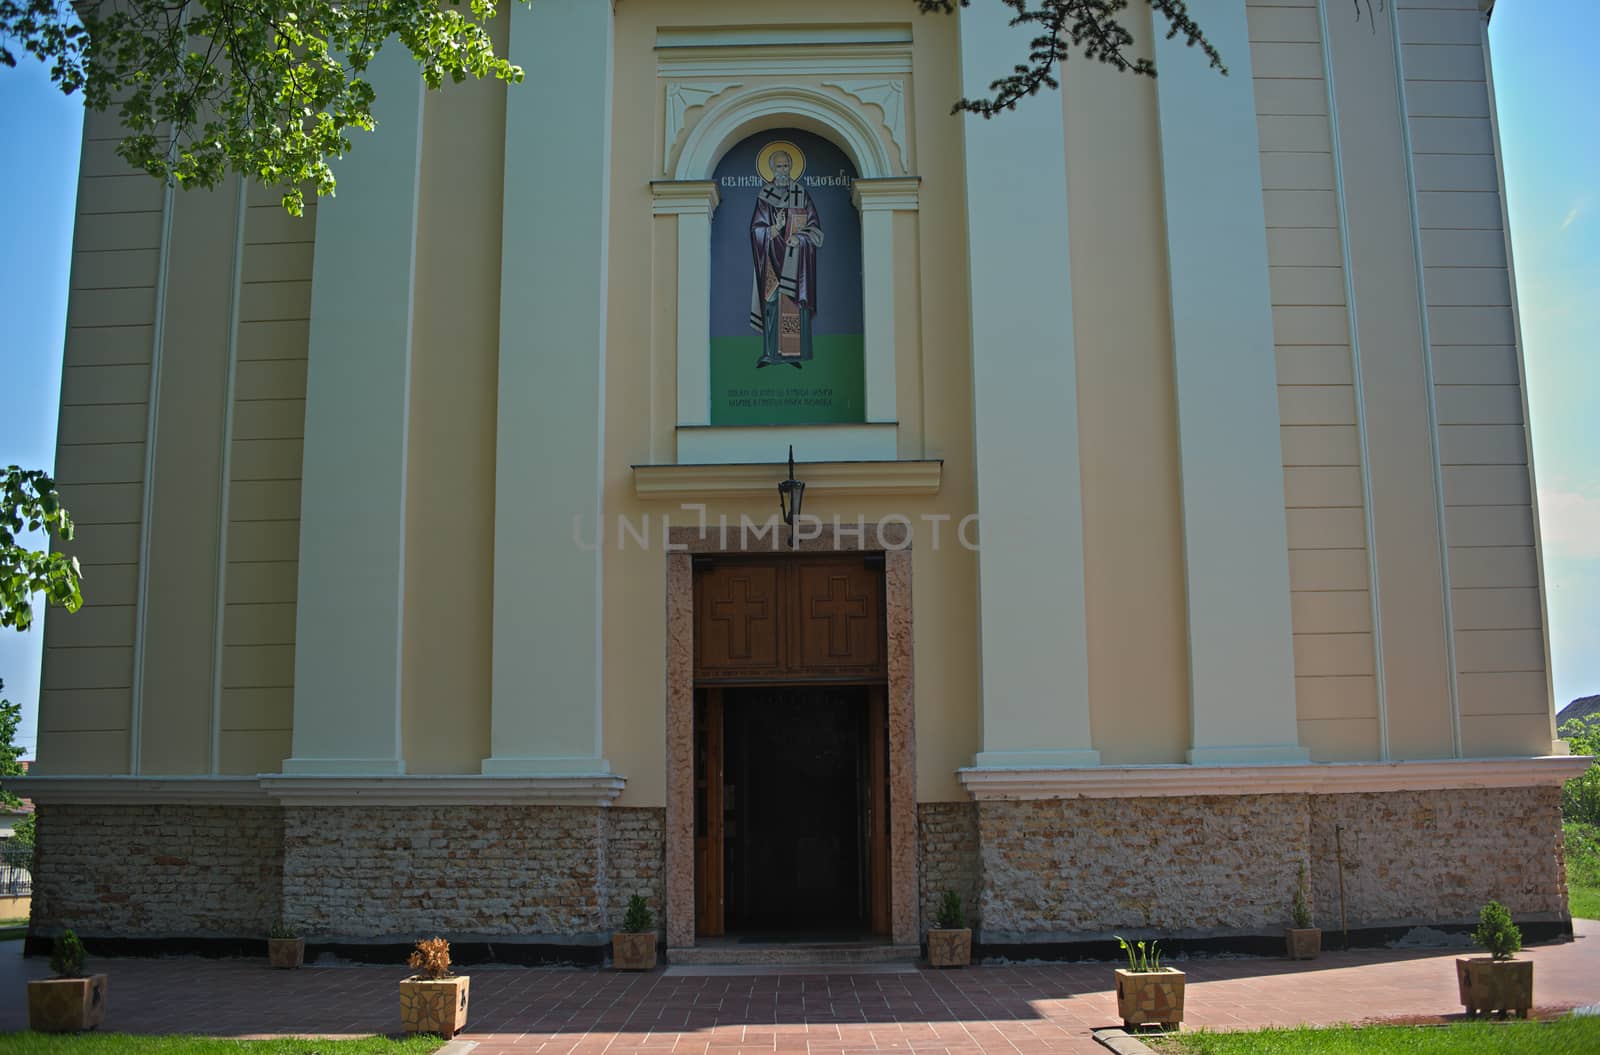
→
(3, 922, 1599, 1052)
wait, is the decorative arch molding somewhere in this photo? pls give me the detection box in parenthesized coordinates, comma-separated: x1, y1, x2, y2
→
(671, 84, 899, 182)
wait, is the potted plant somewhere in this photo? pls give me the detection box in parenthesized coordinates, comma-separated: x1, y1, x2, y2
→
(1114, 936, 1185, 1032)
(1285, 862, 1321, 960)
(1456, 901, 1532, 1018)
(399, 937, 470, 1038)
(27, 930, 107, 1032)
(927, 890, 972, 967)
(267, 922, 305, 969)
(612, 894, 658, 970)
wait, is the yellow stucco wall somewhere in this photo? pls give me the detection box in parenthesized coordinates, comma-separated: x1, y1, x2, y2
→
(35, 1, 1557, 785)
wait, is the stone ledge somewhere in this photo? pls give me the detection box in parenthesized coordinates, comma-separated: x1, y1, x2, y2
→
(957, 756, 1593, 800)
(633, 458, 942, 499)
(260, 774, 626, 806)
(19, 777, 271, 805)
(19, 774, 628, 807)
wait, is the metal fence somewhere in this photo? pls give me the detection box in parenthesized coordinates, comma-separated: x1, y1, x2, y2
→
(0, 841, 32, 897)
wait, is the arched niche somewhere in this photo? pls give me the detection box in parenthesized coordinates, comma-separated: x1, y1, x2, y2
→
(654, 85, 918, 463)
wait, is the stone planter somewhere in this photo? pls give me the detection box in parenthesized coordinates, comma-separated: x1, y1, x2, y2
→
(927, 928, 972, 967)
(399, 975, 470, 1038)
(612, 931, 657, 970)
(267, 937, 305, 969)
(1285, 928, 1321, 960)
(28, 975, 107, 1033)
(1115, 968, 1185, 1031)
(1456, 957, 1532, 1018)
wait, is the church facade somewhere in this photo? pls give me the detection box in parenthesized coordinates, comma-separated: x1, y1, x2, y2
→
(26, 0, 1585, 960)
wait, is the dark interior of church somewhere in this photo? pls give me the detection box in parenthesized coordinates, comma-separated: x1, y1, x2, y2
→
(721, 685, 870, 936)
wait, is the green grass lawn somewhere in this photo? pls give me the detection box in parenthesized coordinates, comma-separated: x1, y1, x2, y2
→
(0, 1037, 442, 1055)
(1151, 1017, 1600, 1054)
(1567, 822, 1600, 920)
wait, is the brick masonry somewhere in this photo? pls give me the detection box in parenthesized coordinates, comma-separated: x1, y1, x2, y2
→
(604, 807, 666, 933)
(30, 804, 284, 936)
(918, 801, 980, 934)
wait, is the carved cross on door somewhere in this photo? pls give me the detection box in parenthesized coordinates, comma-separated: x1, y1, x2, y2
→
(811, 575, 868, 656)
(710, 576, 769, 659)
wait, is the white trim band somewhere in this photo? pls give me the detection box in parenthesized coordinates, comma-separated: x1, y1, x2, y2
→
(957, 756, 1593, 800)
(19, 774, 628, 807)
(260, 775, 626, 807)
(20, 777, 271, 806)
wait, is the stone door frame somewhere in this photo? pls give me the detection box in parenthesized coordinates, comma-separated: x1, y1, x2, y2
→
(665, 523, 918, 948)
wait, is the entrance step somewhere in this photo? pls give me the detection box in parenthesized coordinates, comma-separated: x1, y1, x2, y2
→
(667, 942, 922, 967)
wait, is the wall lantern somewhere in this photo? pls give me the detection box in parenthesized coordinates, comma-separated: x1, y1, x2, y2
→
(777, 445, 806, 548)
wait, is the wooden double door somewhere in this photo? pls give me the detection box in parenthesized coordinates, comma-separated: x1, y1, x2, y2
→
(693, 555, 890, 938)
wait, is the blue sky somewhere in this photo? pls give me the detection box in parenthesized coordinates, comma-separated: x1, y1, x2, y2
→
(0, 4, 1595, 759)
(1488, 2, 1600, 715)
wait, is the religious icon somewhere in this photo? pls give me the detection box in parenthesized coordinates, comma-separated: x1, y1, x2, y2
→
(748, 140, 824, 369)
(708, 128, 862, 425)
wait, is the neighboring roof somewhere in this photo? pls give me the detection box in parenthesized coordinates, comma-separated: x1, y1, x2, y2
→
(1558, 695, 1600, 727)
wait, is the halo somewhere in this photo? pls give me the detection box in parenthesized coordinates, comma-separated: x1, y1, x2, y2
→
(756, 140, 806, 183)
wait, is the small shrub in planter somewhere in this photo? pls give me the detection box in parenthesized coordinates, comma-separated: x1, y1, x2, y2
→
(927, 890, 972, 968)
(27, 930, 107, 1033)
(400, 937, 470, 1038)
(612, 895, 658, 970)
(267, 922, 305, 969)
(1285, 862, 1321, 960)
(1456, 901, 1532, 1018)
(1113, 936, 1184, 1032)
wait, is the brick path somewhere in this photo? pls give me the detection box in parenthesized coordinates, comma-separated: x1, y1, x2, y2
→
(3, 922, 1599, 1052)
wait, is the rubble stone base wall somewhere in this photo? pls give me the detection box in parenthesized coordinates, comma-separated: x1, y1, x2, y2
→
(29, 787, 1564, 947)
(918, 801, 980, 935)
(976, 794, 1310, 942)
(974, 786, 1569, 943)
(281, 804, 667, 941)
(30, 804, 284, 937)
(31, 803, 667, 944)
(1308, 786, 1567, 927)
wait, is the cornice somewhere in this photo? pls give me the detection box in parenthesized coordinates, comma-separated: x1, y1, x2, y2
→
(258, 774, 627, 807)
(18, 774, 628, 807)
(650, 179, 721, 215)
(852, 177, 922, 212)
(19, 777, 271, 806)
(633, 459, 943, 499)
(957, 756, 1594, 801)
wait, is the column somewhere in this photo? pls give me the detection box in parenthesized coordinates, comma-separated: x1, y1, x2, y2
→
(852, 178, 919, 426)
(960, 6, 1097, 768)
(484, 0, 614, 775)
(652, 180, 717, 427)
(283, 45, 424, 775)
(1153, 1, 1307, 764)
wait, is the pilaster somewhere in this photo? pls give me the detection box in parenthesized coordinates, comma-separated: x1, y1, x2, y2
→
(1153, 1, 1308, 766)
(852, 178, 919, 426)
(283, 44, 424, 775)
(484, 0, 615, 776)
(651, 180, 718, 428)
(959, 6, 1097, 769)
